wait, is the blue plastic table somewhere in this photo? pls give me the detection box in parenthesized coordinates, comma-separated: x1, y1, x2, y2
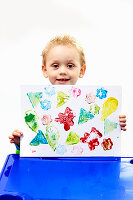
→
(0, 154, 133, 200)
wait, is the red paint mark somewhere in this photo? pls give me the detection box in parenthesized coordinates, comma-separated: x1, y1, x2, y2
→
(80, 132, 90, 143)
(32, 150, 36, 153)
(80, 127, 103, 151)
(90, 127, 102, 138)
(55, 107, 75, 131)
(88, 138, 99, 151)
(101, 138, 113, 150)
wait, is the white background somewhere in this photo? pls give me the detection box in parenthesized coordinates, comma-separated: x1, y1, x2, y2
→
(0, 0, 133, 171)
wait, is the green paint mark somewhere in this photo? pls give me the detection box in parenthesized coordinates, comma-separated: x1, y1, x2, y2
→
(45, 126, 60, 151)
(56, 91, 69, 108)
(94, 104, 100, 114)
(89, 104, 100, 115)
(66, 131, 80, 145)
(24, 110, 39, 132)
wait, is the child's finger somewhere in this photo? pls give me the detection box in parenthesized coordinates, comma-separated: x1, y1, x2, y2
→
(119, 122, 127, 127)
(119, 119, 126, 123)
(10, 139, 15, 143)
(9, 136, 14, 139)
(12, 130, 23, 136)
(119, 115, 126, 118)
(121, 127, 127, 131)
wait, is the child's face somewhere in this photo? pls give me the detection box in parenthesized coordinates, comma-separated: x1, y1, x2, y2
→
(42, 45, 86, 85)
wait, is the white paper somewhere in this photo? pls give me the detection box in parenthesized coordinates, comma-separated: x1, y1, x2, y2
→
(20, 85, 121, 157)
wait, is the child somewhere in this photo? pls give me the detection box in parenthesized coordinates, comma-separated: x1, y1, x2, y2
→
(9, 35, 127, 151)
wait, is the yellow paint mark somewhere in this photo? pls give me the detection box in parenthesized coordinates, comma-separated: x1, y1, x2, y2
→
(101, 97, 118, 121)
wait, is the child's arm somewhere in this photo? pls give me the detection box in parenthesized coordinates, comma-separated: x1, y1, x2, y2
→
(9, 129, 23, 147)
(119, 115, 127, 131)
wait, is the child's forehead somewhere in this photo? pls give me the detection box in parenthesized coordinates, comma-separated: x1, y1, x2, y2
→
(47, 45, 80, 59)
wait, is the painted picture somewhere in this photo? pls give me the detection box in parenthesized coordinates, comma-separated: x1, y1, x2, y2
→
(20, 85, 121, 157)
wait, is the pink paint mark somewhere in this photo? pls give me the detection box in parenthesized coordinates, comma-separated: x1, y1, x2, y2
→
(55, 107, 75, 131)
(41, 114, 52, 125)
(32, 150, 36, 153)
(69, 86, 81, 98)
(71, 145, 83, 155)
(85, 93, 96, 104)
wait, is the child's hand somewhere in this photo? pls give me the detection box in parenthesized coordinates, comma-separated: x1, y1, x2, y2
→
(119, 115, 127, 131)
(9, 129, 23, 147)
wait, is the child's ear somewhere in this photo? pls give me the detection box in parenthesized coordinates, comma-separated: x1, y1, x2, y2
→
(42, 65, 48, 78)
(79, 65, 86, 78)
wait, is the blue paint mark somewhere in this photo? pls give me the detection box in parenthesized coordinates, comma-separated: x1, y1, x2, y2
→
(40, 99, 51, 110)
(96, 88, 108, 99)
(55, 144, 67, 155)
(44, 86, 56, 96)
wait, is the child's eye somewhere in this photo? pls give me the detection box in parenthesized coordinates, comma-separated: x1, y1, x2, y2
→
(67, 64, 74, 68)
(53, 64, 59, 68)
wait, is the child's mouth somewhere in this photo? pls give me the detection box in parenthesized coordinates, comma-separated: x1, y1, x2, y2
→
(56, 78, 70, 82)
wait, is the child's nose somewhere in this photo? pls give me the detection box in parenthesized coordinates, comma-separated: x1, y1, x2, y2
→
(59, 66, 67, 75)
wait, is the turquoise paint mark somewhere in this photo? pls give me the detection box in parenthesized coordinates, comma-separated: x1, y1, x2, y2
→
(30, 130, 48, 146)
(78, 108, 94, 124)
(27, 92, 43, 108)
(104, 119, 118, 135)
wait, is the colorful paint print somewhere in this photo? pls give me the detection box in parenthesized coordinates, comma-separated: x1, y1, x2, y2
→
(44, 85, 56, 96)
(66, 131, 80, 145)
(21, 85, 121, 157)
(104, 119, 118, 135)
(40, 99, 52, 111)
(56, 91, 69, 108)
(96, 88, 108, 99)
(55, 107, 75, 131)
(45, 126, 60, 151)
(86, 93, 96, 104)
(101, 138, 113, 151)
(78, 108, 94, 124)
(24, 110, 39, 133)
(101, 97, 118, 121)
(30, 130, 48, 146)
(69, 86, 81, 98)
(27, 92, 43, 108)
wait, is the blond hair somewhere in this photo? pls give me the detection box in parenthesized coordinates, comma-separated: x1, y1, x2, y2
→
(41, 35, 86, 67)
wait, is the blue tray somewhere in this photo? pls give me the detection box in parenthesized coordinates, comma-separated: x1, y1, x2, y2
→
(0, 154, 133, 200)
